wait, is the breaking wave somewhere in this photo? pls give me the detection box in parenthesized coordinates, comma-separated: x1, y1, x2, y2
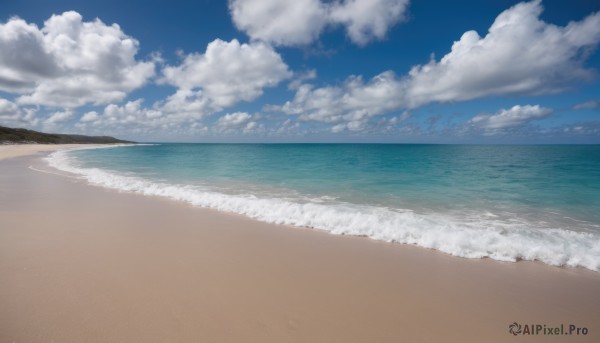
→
(46, 147, 600, 271)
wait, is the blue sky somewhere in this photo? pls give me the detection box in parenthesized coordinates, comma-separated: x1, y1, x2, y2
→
(0, 0, 599, 143)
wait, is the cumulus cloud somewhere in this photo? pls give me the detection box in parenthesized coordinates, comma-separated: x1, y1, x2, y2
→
(79, 111, 99, 123)
(77, 39, 291, 133)
(0, 98, 38, 127)
(389, 111, 410, 125)
(229, 0, 328, 46)
(217, 112, 252, 127)
(0, 19, 56, 92)
(0, 11, 155, 108)
(157, 89, 211, 121)
(43, 109, 75, 130)
(274, 0, 600, 129)
(406, 0, 600, 107)
(161, 39, 291, 112)
(0, 98, 19, 118)
(215, 111, 262, 134)
(469, 105, 552, 130)
(75, 98, 200, 137)
(229, 0, 409, 46)
(77, 99, 163, 130)
(288, 69, 317, 90)
(79, 102, 262, 136)
(329, 0, 410, 46)
(279, 71, 405, 125)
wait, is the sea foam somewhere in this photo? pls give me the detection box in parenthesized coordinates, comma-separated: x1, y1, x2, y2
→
(46, 148, 600, 271)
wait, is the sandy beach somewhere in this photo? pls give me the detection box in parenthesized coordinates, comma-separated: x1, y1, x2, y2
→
(1, 146, 599, 342)
(0, 144, 108, 161)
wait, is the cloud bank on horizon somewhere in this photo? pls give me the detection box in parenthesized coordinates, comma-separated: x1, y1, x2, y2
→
(0, 0, 599, 142)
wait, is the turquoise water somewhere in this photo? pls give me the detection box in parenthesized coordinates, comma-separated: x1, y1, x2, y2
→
(48, 144, 600, 270)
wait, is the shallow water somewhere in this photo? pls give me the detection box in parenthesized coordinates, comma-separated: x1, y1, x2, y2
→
(47, 144, 600, 270)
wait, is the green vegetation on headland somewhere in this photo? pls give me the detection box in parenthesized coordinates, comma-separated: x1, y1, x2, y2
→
(0, 126, 133, 144)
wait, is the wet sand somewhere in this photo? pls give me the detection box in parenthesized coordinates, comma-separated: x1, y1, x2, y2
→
(1, 148, 599, 342)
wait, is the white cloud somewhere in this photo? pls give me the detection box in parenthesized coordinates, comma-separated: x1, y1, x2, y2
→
(330, 0, 410, 46)
(274, 0, 600, 127)
(573, 100, 600, 110)
(389, 111, 410, 124)
(0, 98, 19, 117)
(76, 99, 163, 131)
(406, 0, 600, 107)
(244, 121, 258, 131)
(0, 98, 39, 127)
(215, 112, 264, 134)
(32, 108, 79, 132)
(79, 38, 292, 133)
(217, 112, 252, 127)
(158, 89, 211, 121)
(112, 101, 165, 127)
(0, 11, 155, 108)
(161, 39, 291, 111)
(288, 69, 317, 90)
(76, 98, 211, 137)
(275, 118, 301, 135)
(44, 109, 74, 127)
(229, 0, 409, 46)
(229, 0, 328, 46)
(278, 71, 405, 124)
(469, 105, 552, 130)
(0, 18, 56, 92)
(77, 98, 243, 135)
(558, 122, 600, 135)
(80, 111, 99, 123)
(331, 120, 366, 133)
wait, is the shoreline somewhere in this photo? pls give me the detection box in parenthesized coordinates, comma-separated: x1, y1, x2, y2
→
(1, 146, 599, 342)
(46, 144, 600, 272)
(0, 143, 122, 161)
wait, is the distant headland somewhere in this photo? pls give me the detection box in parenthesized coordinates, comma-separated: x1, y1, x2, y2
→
(0, 126, 133, 144)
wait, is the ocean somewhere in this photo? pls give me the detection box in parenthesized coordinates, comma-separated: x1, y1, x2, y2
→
(46, 144, 600, 271)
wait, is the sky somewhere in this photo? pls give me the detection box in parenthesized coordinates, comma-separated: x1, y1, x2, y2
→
(0, 0, 599, 143)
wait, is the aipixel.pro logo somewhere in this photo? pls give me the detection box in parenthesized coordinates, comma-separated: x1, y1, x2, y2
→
(509, 322, 589, 336)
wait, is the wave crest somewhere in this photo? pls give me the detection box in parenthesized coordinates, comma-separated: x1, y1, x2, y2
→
(46, 148, 600, 271)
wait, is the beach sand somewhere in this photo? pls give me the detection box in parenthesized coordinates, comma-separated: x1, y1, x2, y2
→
(1, 146, 599, 342)
(0, 144, 98, 161)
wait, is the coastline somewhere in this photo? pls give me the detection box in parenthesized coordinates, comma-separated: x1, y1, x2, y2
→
(0, 143, 118, 161)
(1, 147, 599, 342)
